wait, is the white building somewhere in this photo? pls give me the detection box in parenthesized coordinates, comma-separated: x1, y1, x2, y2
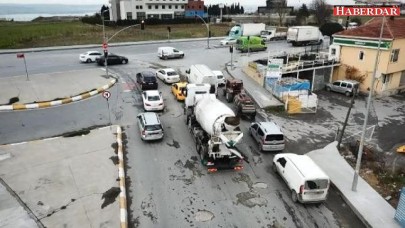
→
(109, 0, 188, 21)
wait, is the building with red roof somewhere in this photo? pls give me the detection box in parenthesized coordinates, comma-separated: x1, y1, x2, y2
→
(330, 17, 405, 96)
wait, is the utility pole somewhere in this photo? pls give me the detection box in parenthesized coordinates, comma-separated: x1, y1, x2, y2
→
(195, 13, 210, 49)
(352, 16, 385, 192)
(337, 88, 358, 148)
(101, 10, 109, 77)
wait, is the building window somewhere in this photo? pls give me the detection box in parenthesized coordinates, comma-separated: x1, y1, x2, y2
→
(140, 5, 143, 9)
(382, 74, 391, 84)
(155, 5, 158, 9)
(391, 49, 399, 62)
(127, 12, 133, 20)
(359, 51, 364, 60)
(137, 12, 146, 20)
(331, 48, 336, 55)
(181, 5, 184, 9)
(162, 5, 165, 9)
(136, 6, 139, 9)
(199, 5, 202, 9)
(169, 5, 172, 9)
(148, 5, 152, 9)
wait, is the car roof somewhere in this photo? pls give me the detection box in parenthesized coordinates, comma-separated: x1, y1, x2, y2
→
(275, 153, 329, 180)
(258, 122, 283, 135)
(336, 79, 359, 84)
(212, 70, 223, 76)
(144, 90, 160, 96)
(86, 51, 100, 54)
(139, 112, 161, 125)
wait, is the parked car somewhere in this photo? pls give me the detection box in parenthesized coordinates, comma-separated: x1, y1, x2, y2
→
(136, 71, 158, 91)
(79, 51, 102, 63)
(212, 70, 225, 86)
(273, 153, 330, 203)
(96, 53, 128, 66)
(220, 37, 237, 46)
(136, 112, 164, 141)
(156, 68, 180, 84)
(171, 82, 187, 101)
(157, 47, 184, 60)
(325, 79, 359, 96)
(142, 90, 164, 111)
(249, 122, 285, 152)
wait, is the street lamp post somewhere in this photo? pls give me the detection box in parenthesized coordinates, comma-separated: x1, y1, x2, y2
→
(194, 13, 210, 49)
(351, 16, 385, 191)
(101, 10, 109, 77)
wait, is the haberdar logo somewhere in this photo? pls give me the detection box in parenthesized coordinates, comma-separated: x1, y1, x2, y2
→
(333, 5, 400, 16)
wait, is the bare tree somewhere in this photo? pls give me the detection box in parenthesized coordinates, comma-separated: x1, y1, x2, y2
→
(311, 0, 331, 25)
(274, 0, 288, 26)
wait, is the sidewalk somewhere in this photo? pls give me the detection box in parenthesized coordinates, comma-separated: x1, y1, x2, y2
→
(225, 56, 401, 228)
(0, 68, 116, 110)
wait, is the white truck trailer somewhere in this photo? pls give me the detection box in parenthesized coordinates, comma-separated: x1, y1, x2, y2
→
(183, 84, 247, 172)
(287, 26, 324, 46)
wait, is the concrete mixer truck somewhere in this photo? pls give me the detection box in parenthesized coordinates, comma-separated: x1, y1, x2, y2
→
(183, 83, 248, 172)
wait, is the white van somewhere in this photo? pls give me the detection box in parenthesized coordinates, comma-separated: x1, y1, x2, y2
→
(157, 47, 184, 60)
(273, 153, 330, 204)
(186, 64, 218, 95)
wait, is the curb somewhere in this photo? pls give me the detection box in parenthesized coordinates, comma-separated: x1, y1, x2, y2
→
(116, 126, 128, 228)
(0, 78, 117, 111)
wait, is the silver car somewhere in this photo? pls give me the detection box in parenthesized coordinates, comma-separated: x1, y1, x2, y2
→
(137, 112, 164, 141)
(325, 80, 359, 97)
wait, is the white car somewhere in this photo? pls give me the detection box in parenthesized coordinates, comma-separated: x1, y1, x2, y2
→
(142, 90, 164, 111)
(220, 37, 237, 46)
(79, 51, 102, 63)
(156, 68, 180, 84)
(212, 70, 225, 86)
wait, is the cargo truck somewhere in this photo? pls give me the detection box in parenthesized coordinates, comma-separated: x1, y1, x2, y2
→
(287, 26, 324, 46)
(228, 23, 266, 39)
(183, 83, 247, 172)
(260, 28, 287, 41)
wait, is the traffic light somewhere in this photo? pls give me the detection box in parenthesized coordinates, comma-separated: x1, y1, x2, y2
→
(229, 45, 233, 53)
(141, 20, 145, 30)
(167, 26, 171, 33)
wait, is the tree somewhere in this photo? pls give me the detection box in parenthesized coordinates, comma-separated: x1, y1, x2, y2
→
(320, 22, 344, 44)
(100, 5, 110, 20)
(274, 0, 288, 26)
(296, 4, 310, 25)
(310, 0, 331, 25)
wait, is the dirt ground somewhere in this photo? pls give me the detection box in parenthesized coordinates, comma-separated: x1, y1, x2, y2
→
(340, 143, 405, 208)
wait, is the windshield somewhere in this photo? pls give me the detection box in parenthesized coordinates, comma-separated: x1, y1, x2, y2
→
(147, 95, 160, 101)
(305, 179, 329, 190)
(144, 76, 156, 82)
(217, 75, 224, 79)
(167, 71, 178, 76)
(265, 134, 284, 141)
(145, 124, 162, 131)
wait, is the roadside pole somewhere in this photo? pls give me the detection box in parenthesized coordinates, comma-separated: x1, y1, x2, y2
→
(102, 91, 112, 128)
(230, 45, 234, 68)
(17, 53, 29, 81)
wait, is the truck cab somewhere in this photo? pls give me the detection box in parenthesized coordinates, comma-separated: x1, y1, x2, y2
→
(182, 83, 211, 110)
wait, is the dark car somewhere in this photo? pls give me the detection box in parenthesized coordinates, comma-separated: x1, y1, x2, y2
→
(136, 71, 158, 90)
(96, 53, 128, 66)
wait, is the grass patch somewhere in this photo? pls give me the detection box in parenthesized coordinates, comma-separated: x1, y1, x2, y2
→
(0, 21, 231, 49)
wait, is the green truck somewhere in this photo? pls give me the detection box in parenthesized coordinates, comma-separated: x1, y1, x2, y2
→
(235, 36, 267, 52)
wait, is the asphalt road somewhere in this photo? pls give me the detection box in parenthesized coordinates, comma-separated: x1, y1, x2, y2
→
(0, 39, 365, 227)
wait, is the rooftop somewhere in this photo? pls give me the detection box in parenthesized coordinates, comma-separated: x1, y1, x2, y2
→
(334, 17, 405, 40)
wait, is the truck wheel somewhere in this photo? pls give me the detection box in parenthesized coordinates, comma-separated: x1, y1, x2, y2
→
(292, 190, 298, 203)
(251, 113, 256, 121)
(345, 91, 351, 97)
(326, 87, 331, 92)
(223, 89, 226, 96)
(226, 93, 233, 103)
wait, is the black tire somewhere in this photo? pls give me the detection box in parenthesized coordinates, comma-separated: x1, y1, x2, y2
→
(226, 93, 233, 103)
(326, 87, 331, 92)
(345, 91, 351, 97)
(181, 54, 184, 58)
(272, 162, 277, 173)
(163, 56, 168, 60)
(292, 190, 298, 203)
(122, 59, 128, 64)
(222, 89, 226, 96)
(86, 58, 91, 63)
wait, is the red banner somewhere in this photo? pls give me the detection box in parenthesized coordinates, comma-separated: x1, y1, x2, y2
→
(17, 53, 25, 58)
(333, 6, 400, 17)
